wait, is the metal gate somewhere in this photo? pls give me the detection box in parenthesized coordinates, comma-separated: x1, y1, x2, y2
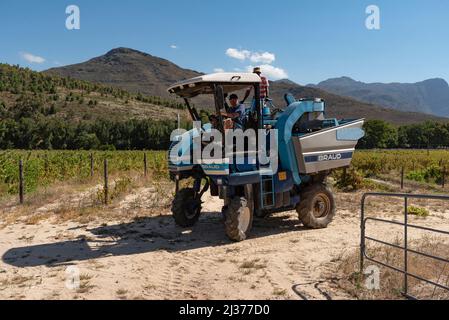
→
(360, 192, 449, 299)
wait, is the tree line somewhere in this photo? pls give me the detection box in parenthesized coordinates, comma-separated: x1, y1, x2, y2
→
(2, 117, 448, 150)
(0, 117, 182, 150)
(359, 120, 449, 149)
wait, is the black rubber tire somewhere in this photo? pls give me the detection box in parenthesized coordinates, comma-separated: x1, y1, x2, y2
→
(297, 183, 335, 229)
(223, 186, 254, 241)
(171, 188, 202, 227)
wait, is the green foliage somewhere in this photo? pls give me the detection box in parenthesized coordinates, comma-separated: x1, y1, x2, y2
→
(406, 164, 443, 184)
(199, 109, 211, 124)
(0, 116, 184, 150)
(334, 167, 364, 191)
(0, 63, 186, 114)
(406, 170, 425, 182)
(408, 206, 430, 217)
(352, 150, 449, 178)
(0, 63, 192, 151)
(359, 120, 398, 149)
(423, 164, 443, 183)
(0, 150, 168, 196)
(359, 119, 449, 149)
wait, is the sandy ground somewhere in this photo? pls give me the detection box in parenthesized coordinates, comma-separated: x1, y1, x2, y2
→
(0, 186, 448, 300)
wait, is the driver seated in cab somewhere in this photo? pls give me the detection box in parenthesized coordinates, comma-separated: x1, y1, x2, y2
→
(220, 93, 246, 130)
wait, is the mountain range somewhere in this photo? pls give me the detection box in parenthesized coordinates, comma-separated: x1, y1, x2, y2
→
(45, 48, 448, 124)
(309, 77, 449, 118)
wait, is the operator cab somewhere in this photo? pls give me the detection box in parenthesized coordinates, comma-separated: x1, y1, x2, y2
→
(168, 72, 264, 132)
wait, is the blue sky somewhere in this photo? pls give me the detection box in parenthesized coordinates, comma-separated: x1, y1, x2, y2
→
(1, 0, 448, 84)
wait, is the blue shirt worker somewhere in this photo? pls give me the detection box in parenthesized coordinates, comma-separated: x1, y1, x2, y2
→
(221, 94, 246, 129)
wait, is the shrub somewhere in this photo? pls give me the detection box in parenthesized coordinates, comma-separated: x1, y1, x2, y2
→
(406, 170, 425, 182)
(406, 165, 442, 184)
(408, 206, 429, 217)
(334, 167, 364, 191)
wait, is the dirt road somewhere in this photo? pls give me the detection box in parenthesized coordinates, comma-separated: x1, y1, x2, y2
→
(0, 190, 448, 300)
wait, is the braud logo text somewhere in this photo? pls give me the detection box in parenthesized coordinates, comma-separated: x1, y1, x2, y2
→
(318, 153, 342, 161)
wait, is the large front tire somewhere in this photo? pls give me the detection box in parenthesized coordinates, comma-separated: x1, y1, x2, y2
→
(223, 186, 254, 241)
(171, 188, 202, 227)
(297, 183, 335, 229)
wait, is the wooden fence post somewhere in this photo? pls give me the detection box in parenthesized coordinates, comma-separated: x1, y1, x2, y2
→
(44, 154, 49, 177)
(19, 159, 24, 204)
(443, 166, 446, 189)
(90, 153, 94, 177)
(104, 159, 108, 205)
(144, 153, 147, 177)
(78, 154, 83, 176)
(401, 166, 404, 190)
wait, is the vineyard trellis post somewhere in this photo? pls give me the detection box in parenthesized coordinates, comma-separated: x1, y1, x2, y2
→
(144, 153, 147, 177)
(78, 154, 83, 176)
(104, 159, 108, 205)
(90, 153, 94, 177)
(44, 154, 49, 177)
(401, 166, 404, 190)
(19, 159, 24, 204)
(443, 166, 446, 188)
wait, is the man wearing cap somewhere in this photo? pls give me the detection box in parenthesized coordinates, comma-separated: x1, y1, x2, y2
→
(221, 93, 246, 129)
(241, 67, 270, 103)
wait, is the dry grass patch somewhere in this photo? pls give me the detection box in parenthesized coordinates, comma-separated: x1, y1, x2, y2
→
(0, 174, 173, 227)
(0, 275, 33, 288)
(239, 258, 267, 271)
(334, 236, 449, 300)
(272, 288, 287, 296)
(116, 288, 128, 299)
(72, 273, 95, 294)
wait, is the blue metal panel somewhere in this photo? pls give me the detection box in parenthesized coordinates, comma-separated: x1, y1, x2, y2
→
(290, 195, 300, 207)
(228, 172, 261, 185)
(273, 171, 294, 193)
(276, 101, 316, 184)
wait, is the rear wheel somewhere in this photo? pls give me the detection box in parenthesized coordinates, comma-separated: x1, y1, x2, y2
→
(223, 185, 254, 241)
(297, 183, 335, 229)
(171, 188, 202, 227)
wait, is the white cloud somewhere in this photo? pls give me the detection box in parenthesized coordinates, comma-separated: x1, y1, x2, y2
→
(20, 52, 45, 64)
(226, 48, 276, 64)
(249, 52, 275, 64)
(225, 48, 286, 79)
(226, 48, 250, 61)
(247, 65, 288, 80)
(213, 68, 225, 73)
(170, 44, 178, 49)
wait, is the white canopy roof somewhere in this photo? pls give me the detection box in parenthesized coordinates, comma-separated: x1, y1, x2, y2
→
(167, 72, 261, 98)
